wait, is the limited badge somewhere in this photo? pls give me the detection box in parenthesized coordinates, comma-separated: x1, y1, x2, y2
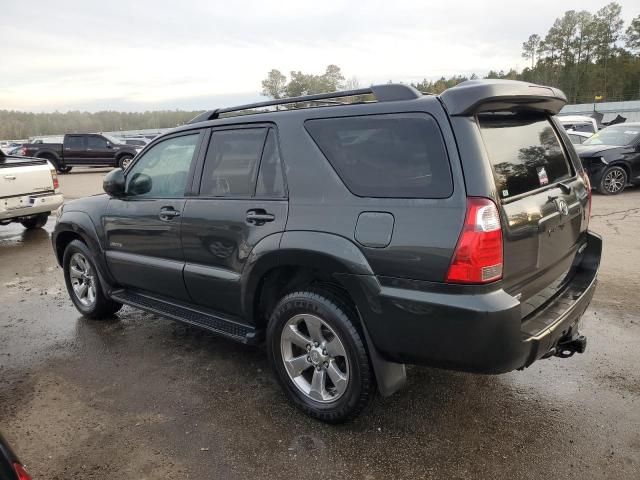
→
(537, 166, 549, 186)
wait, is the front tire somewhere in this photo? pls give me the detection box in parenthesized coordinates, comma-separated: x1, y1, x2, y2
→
(21, 213, 49, 230)
(598, 165, 627, 195)
(267, 290, 374, 423)
(63, 240, 122, 319)
(118, 155, 134, 170)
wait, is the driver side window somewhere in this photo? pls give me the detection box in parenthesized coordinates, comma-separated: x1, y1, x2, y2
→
(126, 133, 200, 198)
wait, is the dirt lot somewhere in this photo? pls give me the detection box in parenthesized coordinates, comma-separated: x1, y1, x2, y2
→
(1, 168, 639, 479)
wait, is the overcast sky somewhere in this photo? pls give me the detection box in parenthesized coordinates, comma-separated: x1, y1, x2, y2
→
(1, 0, 638, 112)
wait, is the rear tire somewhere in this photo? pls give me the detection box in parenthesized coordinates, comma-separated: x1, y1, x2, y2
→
(21, 212, 49, 230)
(63, 239, 123, 319)
(267, 290, 374, 423)
(598, 165, 627, 195)
(57, 165, 73, 174)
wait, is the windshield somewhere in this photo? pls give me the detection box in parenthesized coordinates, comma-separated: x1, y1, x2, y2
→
(583, 125, 640, 146)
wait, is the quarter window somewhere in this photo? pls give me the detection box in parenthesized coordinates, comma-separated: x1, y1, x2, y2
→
(125, 133, 199, 198)
(305, 114, 453, 198)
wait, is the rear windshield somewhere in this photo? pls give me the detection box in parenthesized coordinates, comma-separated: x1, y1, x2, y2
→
(305, 113, 453, 198)
(479, 114, 572, 200)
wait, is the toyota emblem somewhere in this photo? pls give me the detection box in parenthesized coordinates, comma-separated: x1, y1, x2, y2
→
(556, 199, 569, 216)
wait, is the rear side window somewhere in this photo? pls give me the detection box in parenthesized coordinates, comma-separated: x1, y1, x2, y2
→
(200, 128, 268, 197)
(66, 136, 85, 149)
(305, 113, 453, 198)
(479, 114, 572, 199)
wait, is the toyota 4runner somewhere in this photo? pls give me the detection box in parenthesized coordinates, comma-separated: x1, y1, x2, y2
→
(53, 80, 602, 422)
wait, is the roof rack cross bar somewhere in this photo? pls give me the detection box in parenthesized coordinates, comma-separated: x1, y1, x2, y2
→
(188, 83, 423, 124)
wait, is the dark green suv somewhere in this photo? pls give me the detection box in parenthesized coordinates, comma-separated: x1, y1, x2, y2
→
(53, 80, 602, 422)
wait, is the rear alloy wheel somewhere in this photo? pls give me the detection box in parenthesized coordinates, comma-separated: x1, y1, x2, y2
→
(118, 155, 134, 169)
(267, 290, 374, 423)
(599, 166, 627, 195)
(63, 239, 123, 319)
(21, 212, 49, 230)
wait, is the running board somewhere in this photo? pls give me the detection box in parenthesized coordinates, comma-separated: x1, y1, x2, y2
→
(110, 289, 262, 345)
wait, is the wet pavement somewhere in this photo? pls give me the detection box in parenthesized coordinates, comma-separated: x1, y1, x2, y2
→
(1, 171, 639, 479)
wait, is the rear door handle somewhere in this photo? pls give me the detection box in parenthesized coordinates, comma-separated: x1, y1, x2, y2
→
(246, 209, 275, 225)
(159, 207, 181, 221)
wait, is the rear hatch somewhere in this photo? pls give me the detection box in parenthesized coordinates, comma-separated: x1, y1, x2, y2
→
(0, 155, 56, 199)
(477, 113, 590, 317)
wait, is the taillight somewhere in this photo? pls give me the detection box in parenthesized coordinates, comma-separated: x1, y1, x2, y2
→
(446, 197, 503, 284)
(13, 463, 32, 480)
(581, 170, 592, 222)
(51, 169, 59, 190)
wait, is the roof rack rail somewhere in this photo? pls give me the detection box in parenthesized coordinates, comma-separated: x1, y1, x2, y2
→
(188, 83, 422, 124)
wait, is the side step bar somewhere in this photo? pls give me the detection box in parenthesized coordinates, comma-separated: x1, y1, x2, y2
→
(110, 289, 262, 345)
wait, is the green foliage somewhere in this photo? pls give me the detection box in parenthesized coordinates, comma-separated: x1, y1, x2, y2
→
(520, 2, 639, 103)
(262, 65, 346, 98)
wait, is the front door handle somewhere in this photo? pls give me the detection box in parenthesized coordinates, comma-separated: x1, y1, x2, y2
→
(159, 207, 181, 221)
(246, 209, 275, 226)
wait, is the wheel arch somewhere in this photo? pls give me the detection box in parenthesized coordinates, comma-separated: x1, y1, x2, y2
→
(241, 231, 375, 326)
(54, 212, 116, 291)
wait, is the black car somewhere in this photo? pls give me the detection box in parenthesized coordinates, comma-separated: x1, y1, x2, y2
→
(575, 123, 640, 195)
(52, 80, 601, 422)
(0, 433, 31, 480)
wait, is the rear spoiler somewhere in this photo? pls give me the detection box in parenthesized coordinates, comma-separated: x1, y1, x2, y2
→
(439, 80, 567, 116)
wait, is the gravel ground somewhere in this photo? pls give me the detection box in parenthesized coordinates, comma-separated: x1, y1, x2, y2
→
(0, 169, 638, 479)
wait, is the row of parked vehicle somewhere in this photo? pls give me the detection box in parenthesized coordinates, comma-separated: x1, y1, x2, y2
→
(556, 116, 640, 195)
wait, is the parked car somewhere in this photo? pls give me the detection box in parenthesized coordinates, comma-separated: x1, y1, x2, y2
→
(22, 133, 140, 173)
(53, 80, 601, 422)
(575, 123, 640, 195)
(558, 115, 599, 134)
(567, 130, 592, 145)
(0, 433, 31, 480)
(1, 150, 63, 229)
(123, 138, 148, 147)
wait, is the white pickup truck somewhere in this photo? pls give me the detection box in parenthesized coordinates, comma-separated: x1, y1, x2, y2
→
(1, 150, 64, 229)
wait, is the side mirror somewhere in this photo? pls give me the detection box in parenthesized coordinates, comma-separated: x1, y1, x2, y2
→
(128, 172, 152, 196)
(103, 168, 126, 197)
(106, 142, 112, 149)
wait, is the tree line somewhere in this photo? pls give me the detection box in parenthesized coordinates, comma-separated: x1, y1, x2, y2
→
(2, 2, 638, 140)
(261, 2, 640, 105)
(0, 110, 201, 141)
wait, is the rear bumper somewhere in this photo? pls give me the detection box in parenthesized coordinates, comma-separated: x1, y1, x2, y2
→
(0, 193, 63, 221)
(346, 231, 602, 374)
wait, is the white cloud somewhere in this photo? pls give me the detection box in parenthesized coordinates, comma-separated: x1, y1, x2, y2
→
(1, 0, 638, 111)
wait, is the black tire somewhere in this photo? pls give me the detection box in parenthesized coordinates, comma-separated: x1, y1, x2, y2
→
(118, 155, 134, 170)
(21, 213, 49, 230)
(57, 165, 72, 174)
(63, 239, 123, 319)
(598, 165, 627, 195)
(267, 289, 374, 423)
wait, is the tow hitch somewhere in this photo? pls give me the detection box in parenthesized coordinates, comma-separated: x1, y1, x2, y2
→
(554, 334, 588, 358)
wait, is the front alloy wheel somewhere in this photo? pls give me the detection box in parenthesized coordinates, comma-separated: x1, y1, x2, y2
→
(62, 239, 122, 319)
(69, 252, 97, 308)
